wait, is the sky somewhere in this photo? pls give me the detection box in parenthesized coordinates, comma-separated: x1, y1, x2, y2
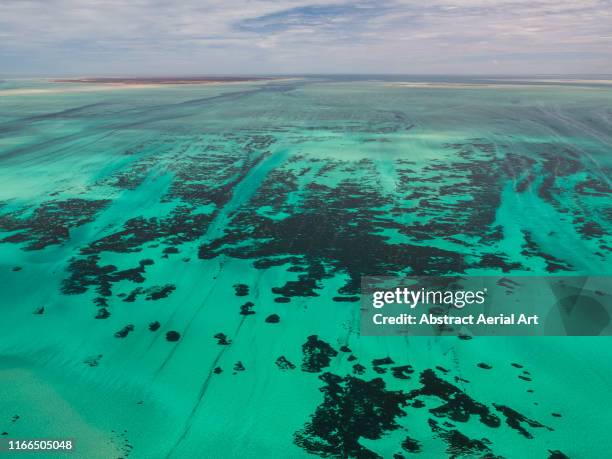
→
(1, 0, 611, 76)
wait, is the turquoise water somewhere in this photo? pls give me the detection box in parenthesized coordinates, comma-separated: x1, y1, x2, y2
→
(0, 77, 611, 458)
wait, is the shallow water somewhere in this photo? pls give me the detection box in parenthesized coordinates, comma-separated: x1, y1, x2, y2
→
(0, 77, 611, 458)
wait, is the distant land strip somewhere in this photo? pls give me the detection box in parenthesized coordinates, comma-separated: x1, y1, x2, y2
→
(54, 76, 278, 85)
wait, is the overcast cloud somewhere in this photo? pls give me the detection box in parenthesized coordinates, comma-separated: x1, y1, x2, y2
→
(1, 0, 611, 75)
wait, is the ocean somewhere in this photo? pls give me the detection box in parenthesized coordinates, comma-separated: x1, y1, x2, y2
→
(0, 76, 611, 458)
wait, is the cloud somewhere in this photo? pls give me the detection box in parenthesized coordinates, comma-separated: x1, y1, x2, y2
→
(0, 0, 611, 74)
(235, 2, 392, 33)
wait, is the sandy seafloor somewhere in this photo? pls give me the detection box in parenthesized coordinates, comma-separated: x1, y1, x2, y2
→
(0, 76, 611, 458)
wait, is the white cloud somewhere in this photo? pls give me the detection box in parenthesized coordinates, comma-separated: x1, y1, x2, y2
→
(0, 0, 611, 74)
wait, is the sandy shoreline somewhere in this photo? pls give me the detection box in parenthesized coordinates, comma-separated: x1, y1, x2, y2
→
(0, 77, 296, 97)
(53, 76, 276, 84)
(385, 80, 611, 89)
(487, 78, 612, 85)
(0, 84, 167, 97)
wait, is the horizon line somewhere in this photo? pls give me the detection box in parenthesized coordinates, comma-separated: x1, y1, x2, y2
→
(3, 72, 612, 79)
